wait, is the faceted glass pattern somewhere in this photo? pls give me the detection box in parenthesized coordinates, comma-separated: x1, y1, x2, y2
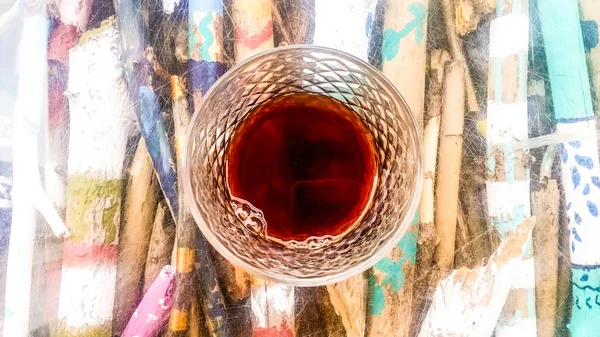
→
(183, 45, 422, 286)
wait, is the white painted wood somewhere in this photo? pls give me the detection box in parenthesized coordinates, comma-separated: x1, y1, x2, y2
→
(418, 218, 535, 337)
(313, 0, 377, 61)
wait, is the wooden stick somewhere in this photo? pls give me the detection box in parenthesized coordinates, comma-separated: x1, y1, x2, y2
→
(532, 180, 559, 337)
(170, 74, 230, 337)
(454, 202, 474, 268)
(167, 79, 197, 337)
(194, 229, 230, 337)
(367, 4, 428, 333)
(455, 0, 495, 36)
(538, 1, 600, 335)
(188, 0, 226, 113)
(56, 17, 136, 336)
(114, 0, 179, 221)
(440, 0, 479, 113)
(556, 182, 572, 336)
(122, 265, 176, 337)
(326, 277, 368, 337)
(460, 166, 492, 265)
(144, 201, 175, 293)
(418, 217, 536, 336)
(381, 0, 428, 122)
(580, 0, 600, 113)
(187, 2, 246, 335)
(433, 60, 465, 276)
(410, 48, 449, 336)
(314, 287, 346, 337)
(313, 0, 377, 61)
(57, 0, 93, 32)
(114, 1, 184, 334)
(113, 138, 159, 335)
(484, 3, 535, 335)
(270, 0, 313, 46)
(232, 0, 274, 62)
(251, 279, 295, 336)
(294, 286, 345, 337)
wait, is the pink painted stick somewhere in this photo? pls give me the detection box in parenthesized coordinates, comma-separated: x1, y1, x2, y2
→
(122, 265, 176, 337)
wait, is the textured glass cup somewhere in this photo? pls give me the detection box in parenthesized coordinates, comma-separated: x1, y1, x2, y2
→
(183, 45, 422, 286)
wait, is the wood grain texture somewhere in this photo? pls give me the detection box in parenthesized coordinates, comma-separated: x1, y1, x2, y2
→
(532, 180, 559, 337)
(113, 138, 159, 335)
(440, 0, 478, 113)
(326, 274, 367, 337)
(144, 201, 175, 294)
(433, 61, 465, 276)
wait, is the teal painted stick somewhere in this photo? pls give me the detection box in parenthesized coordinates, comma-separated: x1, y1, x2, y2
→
(537, 1, 600, 336)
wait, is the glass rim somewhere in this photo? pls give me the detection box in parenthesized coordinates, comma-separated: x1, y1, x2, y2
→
(183, 44, 424, 286)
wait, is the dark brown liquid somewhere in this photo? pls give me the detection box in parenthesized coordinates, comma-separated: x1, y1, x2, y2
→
(226, 93, 377, 243)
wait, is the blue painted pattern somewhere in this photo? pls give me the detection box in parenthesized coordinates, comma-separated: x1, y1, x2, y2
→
(570, 266, 600, 336)
(572, 167, 581, 189)
(560, 125, 600, 258)
(575, 155, 595, 169)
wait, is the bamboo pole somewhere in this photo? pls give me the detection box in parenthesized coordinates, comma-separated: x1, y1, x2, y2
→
(532, 180, 559, 337)
(538, 1, 600, 335)
(418, 217, 536, 336)
(580, 0, 600, 113)
(433, 61, 465, 276)
(410, 48, 449, 336)
(440, 0, 479, 113)
(113, 138, 159, 335)
(484, 2, 536, 335)
(56, 17, 135, 336)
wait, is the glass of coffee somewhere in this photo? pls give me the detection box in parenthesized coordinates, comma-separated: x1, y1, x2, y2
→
(183, 45, 422, 286)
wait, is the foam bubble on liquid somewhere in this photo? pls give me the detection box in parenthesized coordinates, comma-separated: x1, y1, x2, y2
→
(231, 197, 336, 250)
(231, 197, 266, 236)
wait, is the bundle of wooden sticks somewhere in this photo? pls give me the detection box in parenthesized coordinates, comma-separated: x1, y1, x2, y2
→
(0, 0, 599, 336)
